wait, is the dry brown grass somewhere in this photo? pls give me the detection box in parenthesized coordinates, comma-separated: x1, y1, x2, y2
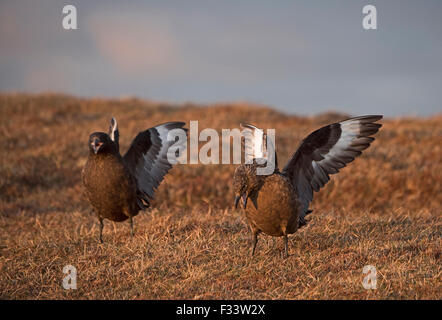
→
(0, 93, 440, 299)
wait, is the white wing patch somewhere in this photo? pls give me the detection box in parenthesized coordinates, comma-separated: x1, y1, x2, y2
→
(109, 117, 118, 142)
(134, 123, 187, 202)
(241, 123, 275, 165)
(282, 115, 383, 226)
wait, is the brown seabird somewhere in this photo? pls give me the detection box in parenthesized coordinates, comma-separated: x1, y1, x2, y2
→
(233, 115, 383, 257)
(82, 118, 187, 243)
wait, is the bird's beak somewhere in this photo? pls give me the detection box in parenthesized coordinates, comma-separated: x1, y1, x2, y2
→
(92, 140, 103, 154)
(234, 195, 241, 209)
(242, 193, 248, 209)
(234, 193, 248, 209)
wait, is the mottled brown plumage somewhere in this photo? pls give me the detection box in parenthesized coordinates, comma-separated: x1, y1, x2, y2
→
(82, 118, 187, 243)
(234, 162, 298, 257)
(234, 116, 383, 257)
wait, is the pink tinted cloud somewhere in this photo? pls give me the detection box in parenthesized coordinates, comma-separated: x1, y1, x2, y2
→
(88, 12, 180, 76)
(23, 63, 71, 92)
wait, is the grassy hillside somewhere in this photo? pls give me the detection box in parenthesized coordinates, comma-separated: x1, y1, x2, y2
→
(0, 93, 440, 299)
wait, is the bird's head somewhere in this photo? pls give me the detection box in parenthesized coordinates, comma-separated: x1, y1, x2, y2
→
(233, 163, 265, 209)
(88, 132, 113, 155)
(233, 165, 252, 209)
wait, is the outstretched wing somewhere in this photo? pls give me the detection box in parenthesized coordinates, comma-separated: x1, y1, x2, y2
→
(108, 117, 119, 153)
(240, 123, 278, 170)
(282, 115, 382, 224)
(123, 122, 187, 209)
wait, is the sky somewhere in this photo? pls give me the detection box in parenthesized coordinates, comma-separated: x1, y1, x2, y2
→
(1, 0, 441, 116)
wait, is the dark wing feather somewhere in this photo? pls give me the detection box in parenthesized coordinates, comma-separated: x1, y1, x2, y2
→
(123, 122, 187, 209)
(282, 115, 383, 224)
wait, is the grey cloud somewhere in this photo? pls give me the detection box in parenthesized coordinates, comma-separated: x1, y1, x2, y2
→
(0, 0, 441, 116)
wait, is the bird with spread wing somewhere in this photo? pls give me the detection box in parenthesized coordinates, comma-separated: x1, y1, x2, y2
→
(233, 115, 383, 257)
(82, 118, 187, 243)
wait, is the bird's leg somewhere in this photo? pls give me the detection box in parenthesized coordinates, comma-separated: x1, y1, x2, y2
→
(129, 216, 135, 237)
(98, 217, 104, 244)
(251, 229, 259, 256)
(282, 235, 289, 258)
